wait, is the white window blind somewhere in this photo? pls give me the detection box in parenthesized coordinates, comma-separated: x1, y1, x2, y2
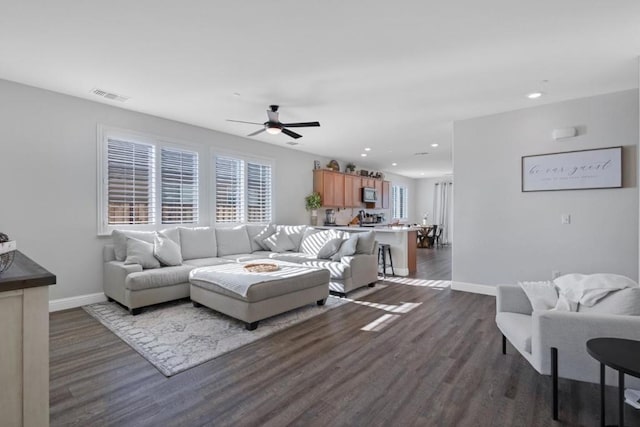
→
(107, 138, 155, 225)
(247, 162, 272, 223)
(215, 156, 245, 223)
(161, 148, 199, 224)
(391, 185, 408, 220)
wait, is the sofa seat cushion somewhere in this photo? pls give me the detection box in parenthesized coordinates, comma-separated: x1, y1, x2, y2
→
(182, 258, 234, 268)
(126, 265, 195, 291)
(496, 312, 532, 353)
(301, 260, 351, 280)
(268, 252, 320, 263)
(219, 253, 269, 263)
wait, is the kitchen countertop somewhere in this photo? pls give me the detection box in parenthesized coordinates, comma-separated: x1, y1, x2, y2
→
(314, 225, 419, 233)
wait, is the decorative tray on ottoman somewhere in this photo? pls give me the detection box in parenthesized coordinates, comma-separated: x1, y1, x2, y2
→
(243, 263, 279, 273)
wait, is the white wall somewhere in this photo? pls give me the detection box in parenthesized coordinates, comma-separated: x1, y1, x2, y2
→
(0, 79, 328, 301)
(453, 89, 639, 286)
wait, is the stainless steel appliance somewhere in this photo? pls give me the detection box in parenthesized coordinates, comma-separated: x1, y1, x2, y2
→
(325, 209, 336, 225)
(361, 187, 377, 203)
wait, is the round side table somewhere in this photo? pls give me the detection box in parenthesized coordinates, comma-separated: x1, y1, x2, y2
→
(586, 338, 640, 427)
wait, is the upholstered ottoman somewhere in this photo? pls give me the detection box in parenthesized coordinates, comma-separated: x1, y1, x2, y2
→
(189, 260, 330, 330)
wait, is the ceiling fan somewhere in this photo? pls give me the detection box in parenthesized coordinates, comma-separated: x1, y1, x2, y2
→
(227, 105, 320, 139)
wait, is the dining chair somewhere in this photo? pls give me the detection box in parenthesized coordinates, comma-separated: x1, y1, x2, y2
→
(435, 226, 443, 248)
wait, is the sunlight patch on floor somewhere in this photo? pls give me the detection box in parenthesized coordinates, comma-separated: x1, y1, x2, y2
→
(351, 300, 422, 314)
(361, 314, 401, 332)
(383, 277, 451, 289)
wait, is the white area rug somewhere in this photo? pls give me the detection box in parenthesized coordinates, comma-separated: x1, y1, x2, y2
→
(83, 285, 385, 377)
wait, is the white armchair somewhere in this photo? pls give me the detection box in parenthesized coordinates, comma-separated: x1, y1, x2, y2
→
(496, 284, 640, 421)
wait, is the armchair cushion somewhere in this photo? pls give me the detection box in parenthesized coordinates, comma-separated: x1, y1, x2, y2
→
(577, 287, 640, 316)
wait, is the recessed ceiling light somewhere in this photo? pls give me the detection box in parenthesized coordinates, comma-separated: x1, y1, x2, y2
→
(361, 153, 367, 157)
(431, 143, 439, 147)
(392, 163, 397, 166)
(527, 92, 544, 99)
(364, 147, 371, 151)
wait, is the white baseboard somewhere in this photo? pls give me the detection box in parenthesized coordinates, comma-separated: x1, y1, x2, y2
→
(451, 281, 496, 296)
(49, 292, 107, 312)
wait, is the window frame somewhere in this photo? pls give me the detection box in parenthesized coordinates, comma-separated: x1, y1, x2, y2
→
(97, 125, 203, 235)
(391, 184, 409, 221)
(211, 148, 275, 225)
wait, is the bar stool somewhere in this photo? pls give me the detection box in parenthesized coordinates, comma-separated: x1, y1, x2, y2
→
(378, 243, 395, 278)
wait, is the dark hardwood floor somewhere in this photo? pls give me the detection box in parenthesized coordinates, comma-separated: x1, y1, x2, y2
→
(50, 247, 639, 426)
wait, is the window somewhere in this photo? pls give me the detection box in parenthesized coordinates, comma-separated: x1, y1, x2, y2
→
(98, 126, 201, 234)
(106, 138, 156, 225)
(161, 148, 199, 224)
(391, 185, 408, 220)
(214, 154, 273, 223)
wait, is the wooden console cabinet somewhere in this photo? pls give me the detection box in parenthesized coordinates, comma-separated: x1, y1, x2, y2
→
(0, 251, 56, 427)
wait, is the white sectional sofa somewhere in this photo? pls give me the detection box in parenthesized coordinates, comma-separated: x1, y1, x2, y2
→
(103, 224, 379, 314)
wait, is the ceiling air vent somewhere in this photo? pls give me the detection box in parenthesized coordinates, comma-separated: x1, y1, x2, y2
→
(413, 152, 430, 156)
(286, 141, 299, 146)
(91, 88, 130, 102)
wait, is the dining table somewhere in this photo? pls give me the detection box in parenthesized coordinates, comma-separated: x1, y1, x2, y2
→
(416, 225, 435, 248)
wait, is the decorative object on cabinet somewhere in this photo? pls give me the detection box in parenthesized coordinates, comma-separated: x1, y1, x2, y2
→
(326, 160, 340, 171)
(346, 162, 356, 173)
(360, 169, 369, 177)
(313, 160, 321, 170)
(0, 232, 16, 273)
(305, 192, 322, 225)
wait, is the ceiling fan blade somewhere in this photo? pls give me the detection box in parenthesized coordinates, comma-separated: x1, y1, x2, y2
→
(227, 119, 264, 125)
(280, 121, 320, 128)
(247, 128, 266, 137)
(266, 109, 279, 123)
(281, 128, 303, 139)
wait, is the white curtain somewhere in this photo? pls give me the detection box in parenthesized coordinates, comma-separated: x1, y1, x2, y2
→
(432, 181, 453, 244)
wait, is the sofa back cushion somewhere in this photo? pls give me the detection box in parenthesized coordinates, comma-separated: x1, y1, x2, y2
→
(179, 227, 217, 260)
(331, 234, 359, 261)
(276, 225, 308, 251)
(112, 230, 156, 261)
(216, 226, 252, 256)
(578, 288, 640, 316)
(245, 224, 276, 252)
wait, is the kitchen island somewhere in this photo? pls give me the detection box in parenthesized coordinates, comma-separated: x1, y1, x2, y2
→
(315, 225, 418, 276)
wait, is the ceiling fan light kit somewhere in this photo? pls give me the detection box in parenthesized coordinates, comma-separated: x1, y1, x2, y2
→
(228, 105, 320, 140)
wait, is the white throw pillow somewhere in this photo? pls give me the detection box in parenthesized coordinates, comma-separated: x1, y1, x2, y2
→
(179, 227, 217, 260)
(216, 226, 252, 256)
(112, 230, 156, 261)
(245, 224, 275, 252)
(317, 237, 345, 259)
(263, 229, 296, 253)
(276, 225, 308, 251)
(518, 281, 559, 311)
(154, 232, 182, 266)
(300, 229, 343, 256)
(125, 237, 161, 269)
(331, 234, 359, 261)
(355, 230, 376, 255)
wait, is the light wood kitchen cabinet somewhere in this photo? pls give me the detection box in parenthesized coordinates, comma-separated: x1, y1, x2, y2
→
(374, 180, 383, 208)
(344, 174, 363, 208)
(362, 178, 376, 188)
(382, 180, 390, 209)
(314, 170, 345, 207)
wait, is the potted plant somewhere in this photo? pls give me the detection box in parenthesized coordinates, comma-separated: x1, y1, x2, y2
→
(305, 192, 322, 225)
(346, 162, 356, 174)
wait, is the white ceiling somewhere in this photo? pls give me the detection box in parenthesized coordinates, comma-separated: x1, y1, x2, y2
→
(1, 1, 639, 178)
